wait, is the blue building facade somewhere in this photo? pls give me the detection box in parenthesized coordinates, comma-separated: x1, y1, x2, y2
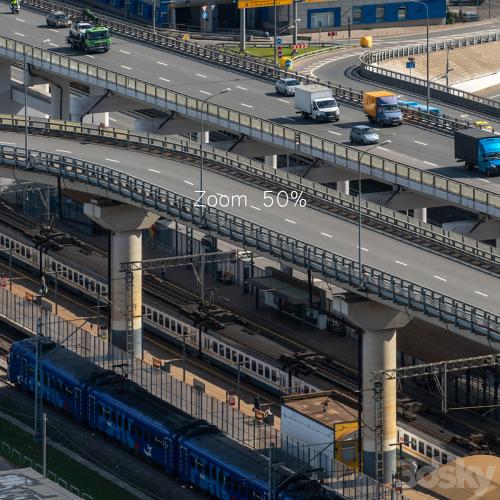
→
(78, 0, 446, 31)
(303, 0, 446, 30)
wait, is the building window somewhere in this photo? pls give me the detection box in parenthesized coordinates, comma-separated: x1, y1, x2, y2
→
(398, 6, 407, 20)
(376, 6, 384, 22)
(352, 7, 362, 24)
(310, 11, 336, 29)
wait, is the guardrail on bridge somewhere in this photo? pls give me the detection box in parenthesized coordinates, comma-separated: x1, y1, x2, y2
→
(1, 114, 498, 273)
(2, 36, 498, 220)
(0, 145, 498, 342)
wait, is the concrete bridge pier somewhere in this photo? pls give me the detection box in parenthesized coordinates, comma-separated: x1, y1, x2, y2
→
(84, 201, 159, 359)
(413, 207, 427, 223)
(337, 180, 350, 195)
(338, 297, 411, 483)
(264, 155, 277, 169)
(50, 78, 71, 121)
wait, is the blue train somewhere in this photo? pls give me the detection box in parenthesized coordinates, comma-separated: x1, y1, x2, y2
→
(8, 338, 343, 500)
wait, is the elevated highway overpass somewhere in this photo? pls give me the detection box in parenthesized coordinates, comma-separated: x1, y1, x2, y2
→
(1, 8, 500, 221)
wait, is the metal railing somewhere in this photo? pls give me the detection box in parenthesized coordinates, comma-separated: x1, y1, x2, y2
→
(0, 441, 93, 499)
(0, 287, 398, 499)
(360, 33, 500, 115)
(1, 114, 498, 271)
(2, 36, 499, 219)
(0, 145, 498, 342)
(18, 0, 472, 134)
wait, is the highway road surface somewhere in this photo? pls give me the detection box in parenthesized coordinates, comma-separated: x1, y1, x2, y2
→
(0, 130, 497, 316)
(2, 7, 500, 201)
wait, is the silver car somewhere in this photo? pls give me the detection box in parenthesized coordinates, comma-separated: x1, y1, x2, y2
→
(275, 78, 300, 96)
(46, 11, 72, 28)
(350, 125, 379, 145)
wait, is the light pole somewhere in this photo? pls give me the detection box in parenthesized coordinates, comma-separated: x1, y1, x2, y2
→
(445, 46, 453, 87)
(408, 1, 429, 110)
(199, 88, 231, 216)
(153, 0, 156, 34)
(24, 39, 51, 167)
(357, 140, 391, 285)
(292, 0, 299, 45)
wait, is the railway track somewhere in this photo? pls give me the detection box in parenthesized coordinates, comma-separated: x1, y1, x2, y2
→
(0, 203, 497, 460)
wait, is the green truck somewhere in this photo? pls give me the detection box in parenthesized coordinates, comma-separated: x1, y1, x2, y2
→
(66, 19, 111, 53)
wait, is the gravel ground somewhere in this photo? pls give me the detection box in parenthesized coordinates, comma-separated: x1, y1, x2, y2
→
(0, 377, 207, 500)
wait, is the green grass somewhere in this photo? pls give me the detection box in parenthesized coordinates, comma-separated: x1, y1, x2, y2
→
(0, 417, 137, 500)
(229, 45, 331, 61)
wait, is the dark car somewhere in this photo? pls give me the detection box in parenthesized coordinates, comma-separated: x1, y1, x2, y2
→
(46, 10, 72, 28)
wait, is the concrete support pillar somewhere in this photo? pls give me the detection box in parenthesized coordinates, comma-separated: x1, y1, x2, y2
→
(83, 202, 159, 358)
(336, 297, 411, 483)
(337, 180, 350, 195)
(362, 328, 397, 482)
(0, 61, 10, 103)
(82, 111, 110, 127)
(199, 130, 210, 144)
(413, 207, 427, 223)
(50, 80, 71, 121)
(264, 155, 278, 169)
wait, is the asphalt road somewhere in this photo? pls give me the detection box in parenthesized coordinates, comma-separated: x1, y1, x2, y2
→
(0, 130, 497, 315)
(2, 8, 500, 200)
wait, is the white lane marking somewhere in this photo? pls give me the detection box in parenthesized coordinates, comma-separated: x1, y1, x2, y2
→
(157, 61, 168, 66)
(377, 146, 390, 151)
(121, 65, 132, 70)
(474, 290, 489, 297)
(55, 149, 72, 154)
(158, 77, 170, 82)
(250, 205, 262, 211)
(357, 246, 369, 252)
(328, 130, 342, 136)
(414, 140, 427, 146)
(119, 50, 131, 54)
(433, 275, 447, 282)
(85, 55, 95, 59)
(48, 29, 59, 33)
(109, 117, 117, 122)
(199, 90, 212, 95)
(14, 32, 25, 37)
(105, 158, 119, 163)
(236, 85, 248, 91)
(320, 232, 333, 238)
(477, 178, 490, 183)
(423, 161, 437, 167)
(284, 218, 296, 224)
(282, 116, 296, 122)
(15, 18, 25, 22)
(195, 73, 207, 78)
(395, 260, 408, 266)
(49, 43, 58, 47)
(277, 98, 290, 104)
(148, 168, 161, 173)
(460, 114, 469, 118)
(0, 142, 16, 145)
(240, 103, 253, 108)
(184, 180, 194, 186)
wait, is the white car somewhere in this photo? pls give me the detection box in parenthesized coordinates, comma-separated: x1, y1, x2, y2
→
(275, 78, 300, 96)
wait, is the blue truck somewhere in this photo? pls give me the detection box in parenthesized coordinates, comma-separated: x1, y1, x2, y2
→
(455, 128, 500, 176)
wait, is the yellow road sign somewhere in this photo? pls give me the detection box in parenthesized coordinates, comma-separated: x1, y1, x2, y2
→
(238, 0, 292, 9)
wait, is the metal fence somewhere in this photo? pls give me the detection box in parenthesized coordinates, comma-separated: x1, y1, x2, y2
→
(1, 36, 499, 219)
(1, 114, 498, 270)
(0, 441, 93, 499)
(0, 287, 398, 499)
(1, 145, 498, 343)
(360, 33, 500, 115)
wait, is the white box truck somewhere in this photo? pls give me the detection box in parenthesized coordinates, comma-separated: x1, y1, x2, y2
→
(294, 85, 340, 122)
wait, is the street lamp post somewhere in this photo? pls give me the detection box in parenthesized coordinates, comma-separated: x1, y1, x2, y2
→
(357, 141, 391, 284)
(273, 23, 297, 68)
(408, 1, 430, 109)
(445, 46, 453, 87)
(199, 88, 231, 219)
